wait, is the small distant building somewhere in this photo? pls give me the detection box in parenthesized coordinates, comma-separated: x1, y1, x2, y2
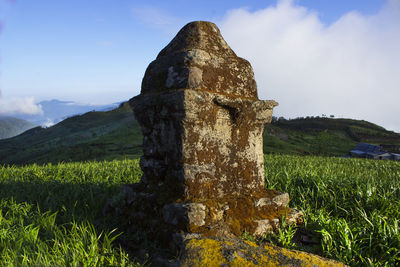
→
(350, 142, 384, 158)
(349, 142, 399, 161)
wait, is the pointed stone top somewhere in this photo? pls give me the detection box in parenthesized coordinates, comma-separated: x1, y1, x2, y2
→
(141, 21, 258, 99)
(157, 21, 236, 59)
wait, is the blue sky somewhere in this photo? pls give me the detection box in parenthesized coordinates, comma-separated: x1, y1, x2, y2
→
(1, 0, 399, 132)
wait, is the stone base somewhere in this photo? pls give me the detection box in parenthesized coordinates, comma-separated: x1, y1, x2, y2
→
(162, 193, 303, 238)
(103, 183, 317, 266)
(105, 183, 303, 240)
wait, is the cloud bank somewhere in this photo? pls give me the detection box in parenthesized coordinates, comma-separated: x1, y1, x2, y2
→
(220, 0, 400, 132)
(0, 96, 43, 116)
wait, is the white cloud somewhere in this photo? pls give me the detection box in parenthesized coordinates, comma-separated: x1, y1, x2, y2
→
(219, 0, 400, 132)
(42, 118, 55, 128)
(0, 97, 43, 115)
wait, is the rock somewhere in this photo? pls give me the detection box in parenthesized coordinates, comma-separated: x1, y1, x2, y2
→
(255, 192, 290, 208)
(272, 192, 290, 206)
(271, 218, 280, 228)
(255, 198, 272, 207)
(152, 256, 179, 267)
(253, 219, 273, 236)
(141, 21, 259, 99)
(172, 233, 203, 247)
(162, 203, 206, 226)
(179, 237, 348, 267)
(129, 21, 295, 236)
(130, 21, 278, 199)
(287, 209, 304, 224)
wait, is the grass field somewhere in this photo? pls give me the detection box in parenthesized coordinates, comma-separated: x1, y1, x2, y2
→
(264, 155, 400, 266)
(0, 155, 399, 266)
(0, 160, 143, 266)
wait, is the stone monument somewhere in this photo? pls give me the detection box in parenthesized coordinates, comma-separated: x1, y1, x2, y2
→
(128, 21, 302, 239)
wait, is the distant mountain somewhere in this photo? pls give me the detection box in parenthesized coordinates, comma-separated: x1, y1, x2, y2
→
(0, 117, 36, 139)
(0, 105, 399, 165)
(0, 102, 142, 165)
(13, 99, 121, 126)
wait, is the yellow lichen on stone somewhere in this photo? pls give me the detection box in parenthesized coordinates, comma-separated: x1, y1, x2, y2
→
(180, 238, 347, 267)
(182, 238, 227, 266)
(230, 252, 258, 267)
(244, 240, 259, 248)
(263, 242, 345, 267)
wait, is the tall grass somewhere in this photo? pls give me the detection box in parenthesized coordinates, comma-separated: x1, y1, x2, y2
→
(264, 155, 400, 266)
(0, 160, 142, 266)
(0, 156, 399, 266)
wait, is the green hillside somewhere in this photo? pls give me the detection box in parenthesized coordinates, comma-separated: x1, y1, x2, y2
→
(0, 105, 399, 165)
(0, 116, 36, 139)
(264, 117, 400, 156)
(0, 102, 142, 165)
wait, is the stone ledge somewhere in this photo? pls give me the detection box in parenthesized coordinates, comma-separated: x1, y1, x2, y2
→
(178, 237, 347, 267)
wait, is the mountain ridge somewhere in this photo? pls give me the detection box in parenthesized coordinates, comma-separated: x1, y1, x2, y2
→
(0, 116, 37, 139)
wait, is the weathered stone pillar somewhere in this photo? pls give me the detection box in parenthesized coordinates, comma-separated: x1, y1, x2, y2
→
(129, 21, 301, 238)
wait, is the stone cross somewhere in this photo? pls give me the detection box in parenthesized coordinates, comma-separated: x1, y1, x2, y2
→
(130, 21, 301, 238)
